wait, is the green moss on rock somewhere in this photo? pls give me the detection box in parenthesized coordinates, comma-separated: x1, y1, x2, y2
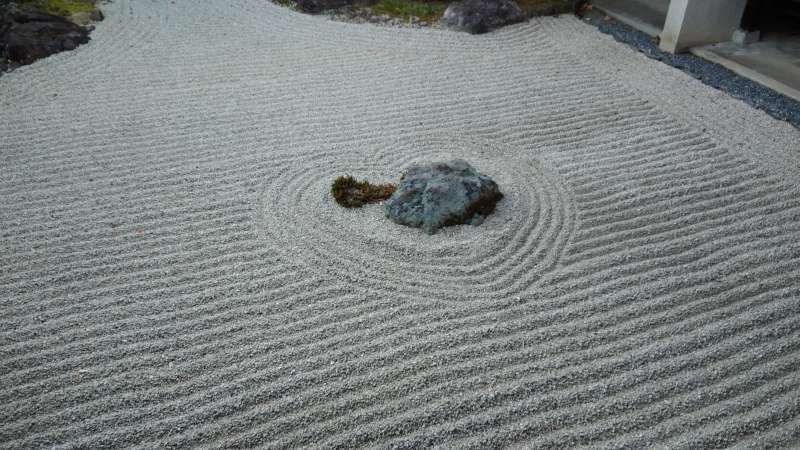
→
(20, 0, 96, 17)
(370, 0, 447, 22)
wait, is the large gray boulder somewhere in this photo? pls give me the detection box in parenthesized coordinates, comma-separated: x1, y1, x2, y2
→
(385, 159, 503, 234)
(440, 0, 525, 34)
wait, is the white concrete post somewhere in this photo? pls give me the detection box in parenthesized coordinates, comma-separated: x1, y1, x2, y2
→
(659, 0, 748, 53)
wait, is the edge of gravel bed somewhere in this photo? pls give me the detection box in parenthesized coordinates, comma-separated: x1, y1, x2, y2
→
(580, 9, 800, 130)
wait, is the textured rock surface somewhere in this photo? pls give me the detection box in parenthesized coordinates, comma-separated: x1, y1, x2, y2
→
(0, 8, 90, 65)
(385, 159, 503, 233)
(441, 0, 525, 34)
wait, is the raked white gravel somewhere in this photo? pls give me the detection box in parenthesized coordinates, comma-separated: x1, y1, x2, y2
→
(1, 0, 799, 448)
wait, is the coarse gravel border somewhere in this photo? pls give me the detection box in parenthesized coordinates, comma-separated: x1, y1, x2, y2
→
(580, 8, 800, 129)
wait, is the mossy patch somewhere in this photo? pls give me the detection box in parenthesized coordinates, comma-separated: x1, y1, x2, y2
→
(369, 0, 447, 22)
(331, 175, 396, 208)
(20, 0, 97, 17)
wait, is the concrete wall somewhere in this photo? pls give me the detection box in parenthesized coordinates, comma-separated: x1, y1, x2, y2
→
(660, 0, 748, 53)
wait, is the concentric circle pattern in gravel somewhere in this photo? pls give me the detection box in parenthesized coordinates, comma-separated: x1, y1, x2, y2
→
(257, 136, 574, 301)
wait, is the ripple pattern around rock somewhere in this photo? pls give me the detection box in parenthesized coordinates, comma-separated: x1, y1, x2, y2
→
(257, 136, 574, 301)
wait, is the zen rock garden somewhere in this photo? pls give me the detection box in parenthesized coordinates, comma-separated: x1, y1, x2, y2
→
(332, 159, 504, 234)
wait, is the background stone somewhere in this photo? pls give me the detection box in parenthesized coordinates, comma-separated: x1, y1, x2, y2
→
(440, 0, 525, 34)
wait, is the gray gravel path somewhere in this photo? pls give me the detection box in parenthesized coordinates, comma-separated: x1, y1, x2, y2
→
(1, 1, 800, 448)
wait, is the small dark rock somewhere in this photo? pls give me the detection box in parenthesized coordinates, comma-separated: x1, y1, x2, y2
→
(0, 8, 90, 65)
(441, 0, 525, 34)
(385, 159, 503, 234)
(90, 9, 104, 21)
